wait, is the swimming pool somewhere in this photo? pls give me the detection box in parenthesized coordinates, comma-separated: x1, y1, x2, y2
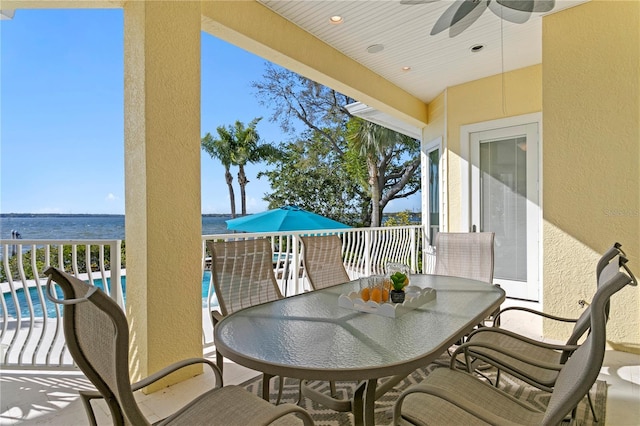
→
(1, 271, 214, 318)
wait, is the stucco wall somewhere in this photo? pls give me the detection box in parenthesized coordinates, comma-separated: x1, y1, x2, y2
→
(542, 1, 639, 349)
(124, 1, 204, 388)
(443, 65, 542, 232)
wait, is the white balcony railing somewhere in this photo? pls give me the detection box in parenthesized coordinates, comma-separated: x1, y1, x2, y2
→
(1, 225, 434, 368)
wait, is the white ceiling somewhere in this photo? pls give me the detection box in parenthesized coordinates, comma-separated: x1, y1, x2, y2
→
(259, 0, 587, 104)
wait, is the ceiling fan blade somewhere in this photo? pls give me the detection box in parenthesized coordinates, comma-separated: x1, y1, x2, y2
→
(531, 0, 555, 13)
(496, 0, 534, 12)
(431, 0, 488, 36)
(496, 0, 555, 13)
(489, 0, 531, 24)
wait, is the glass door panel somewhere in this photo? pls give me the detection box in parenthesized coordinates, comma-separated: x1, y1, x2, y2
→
(471, 123, 539, 301)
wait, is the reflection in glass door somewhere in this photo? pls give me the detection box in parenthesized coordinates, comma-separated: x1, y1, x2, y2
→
(427, 148, 439, 243)
(471, 124, 539, 301)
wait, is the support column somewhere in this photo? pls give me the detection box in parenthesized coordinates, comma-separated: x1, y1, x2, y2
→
(124, 1, 202, 390)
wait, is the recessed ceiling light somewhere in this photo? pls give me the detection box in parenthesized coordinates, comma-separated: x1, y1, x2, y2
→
(329, 15, 343, 24)
(402, 66, 412, 71)
(470, 44, 485, 53)
(366, 44, 384, 54)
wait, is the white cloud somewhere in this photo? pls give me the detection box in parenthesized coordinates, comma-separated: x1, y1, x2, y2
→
(105, 193, 118, 202)
(246, 197, 268, 214)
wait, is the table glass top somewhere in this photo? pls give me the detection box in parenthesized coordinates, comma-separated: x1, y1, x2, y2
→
(215, 274, 504, 380)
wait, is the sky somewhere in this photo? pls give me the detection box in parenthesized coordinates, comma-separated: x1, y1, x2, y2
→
(0, 8, 421, 215)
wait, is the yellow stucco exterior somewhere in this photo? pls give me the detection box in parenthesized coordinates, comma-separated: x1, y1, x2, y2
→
(123, 1, 204, 389)
(425, 1, 639, 350)
(542, 0, 639, 349)
(5, 0, 639, 390)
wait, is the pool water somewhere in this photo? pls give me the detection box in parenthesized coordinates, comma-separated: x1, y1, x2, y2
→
(1, 271, 213, 318)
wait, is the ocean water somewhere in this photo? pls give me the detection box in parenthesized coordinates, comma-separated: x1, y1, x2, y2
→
(1, 214, 223, 317)
(0, 214, 231, 240)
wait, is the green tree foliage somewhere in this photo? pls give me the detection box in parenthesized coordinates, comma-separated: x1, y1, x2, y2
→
(347, 118, 421, 227)
(258, 131, 366, 225)
(202, 128, 237, 217)
(384, 210, 413, 227)
(202, 117, 281, 217)
(252, 64, 420, 226)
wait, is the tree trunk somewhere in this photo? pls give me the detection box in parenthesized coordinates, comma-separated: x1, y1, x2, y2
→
(225, 167, 237, 218)
(238, 165, 248, 216)
(368, 156, 382, 227)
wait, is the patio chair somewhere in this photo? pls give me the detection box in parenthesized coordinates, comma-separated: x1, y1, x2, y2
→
(393, 254, 636, 426)
(300, 235, 350, 290)
(433, 232, 498, 326)
(43, 266, 314, 426)
(434, 232, 495, 284)
(451, 242, 628, 421)
(208, 238, 285, 401)
(299, 234, 352, 411)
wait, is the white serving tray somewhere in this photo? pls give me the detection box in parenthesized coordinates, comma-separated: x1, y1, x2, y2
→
(338, 286, 436, 318)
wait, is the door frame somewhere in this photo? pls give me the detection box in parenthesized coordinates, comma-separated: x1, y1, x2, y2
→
(459, 112, 543, 301)
(421, 136, 445, 244)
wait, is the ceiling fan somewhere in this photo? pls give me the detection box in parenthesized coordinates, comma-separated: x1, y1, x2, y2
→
(400, 0, 556, 37)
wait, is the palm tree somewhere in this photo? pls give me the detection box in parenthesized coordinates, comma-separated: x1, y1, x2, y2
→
(203, 118, 281, 218)
(202, 129, 237, 218)
(348, 118, 403, 227)
(230, 118, 282, 216)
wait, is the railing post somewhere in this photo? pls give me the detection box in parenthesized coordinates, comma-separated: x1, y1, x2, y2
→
(410, 228, 417, 273)
(292, 234, 301, 294)
(364, 229, 371, 275)
(110, 240, 124, 309)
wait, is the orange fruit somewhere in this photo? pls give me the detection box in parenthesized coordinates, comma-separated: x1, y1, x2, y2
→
(360, 287, 370, 301)
(382, 289, 389, 302)
(370, 288, 382, 303)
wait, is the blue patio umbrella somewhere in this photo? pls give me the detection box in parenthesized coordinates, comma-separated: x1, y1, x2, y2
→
(226, 205, 350, 232)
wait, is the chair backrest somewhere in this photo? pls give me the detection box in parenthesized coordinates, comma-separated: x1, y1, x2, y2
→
(564, 242, 626, 348)
(301, 235, 350, 290)
(208, 239, 283, 316)
(44, 267, 149, 426)
(541, 255, 636, 425)
(433, 232, 495, 284)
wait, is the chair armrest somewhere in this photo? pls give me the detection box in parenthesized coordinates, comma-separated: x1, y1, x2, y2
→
(211, 310, 224, 326)
(131, 358, 223, 392)
(494, 306, 578, 325)
(466, 327, 580, 352)
(393, 381, 534, 426)
(451, 340, 579, 371)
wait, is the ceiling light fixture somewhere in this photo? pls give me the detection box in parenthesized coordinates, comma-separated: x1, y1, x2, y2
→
(402, 66, 412, 71)
(366, 44, 384, 54)
(329, 15, 343, 24)
(470, 44, 485, 53)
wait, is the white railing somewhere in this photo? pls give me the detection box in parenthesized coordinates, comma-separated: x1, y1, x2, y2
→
(1, 226, 434, 367)
(0, 239, 122, 368)
(200, 225, 435, 345)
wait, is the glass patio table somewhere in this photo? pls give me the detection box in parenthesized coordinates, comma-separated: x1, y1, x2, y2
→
(214, 274, 505, 426)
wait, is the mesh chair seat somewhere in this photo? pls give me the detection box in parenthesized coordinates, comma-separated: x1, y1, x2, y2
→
(301, 235, 350, 290)
(434, 232, 495, 284)
(459, 242, 627, 393)
(44, 267, 313, 426)
(399, 367, 545, 426)
(395, 255, 636, 426)
(207, 238, 288, 403)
